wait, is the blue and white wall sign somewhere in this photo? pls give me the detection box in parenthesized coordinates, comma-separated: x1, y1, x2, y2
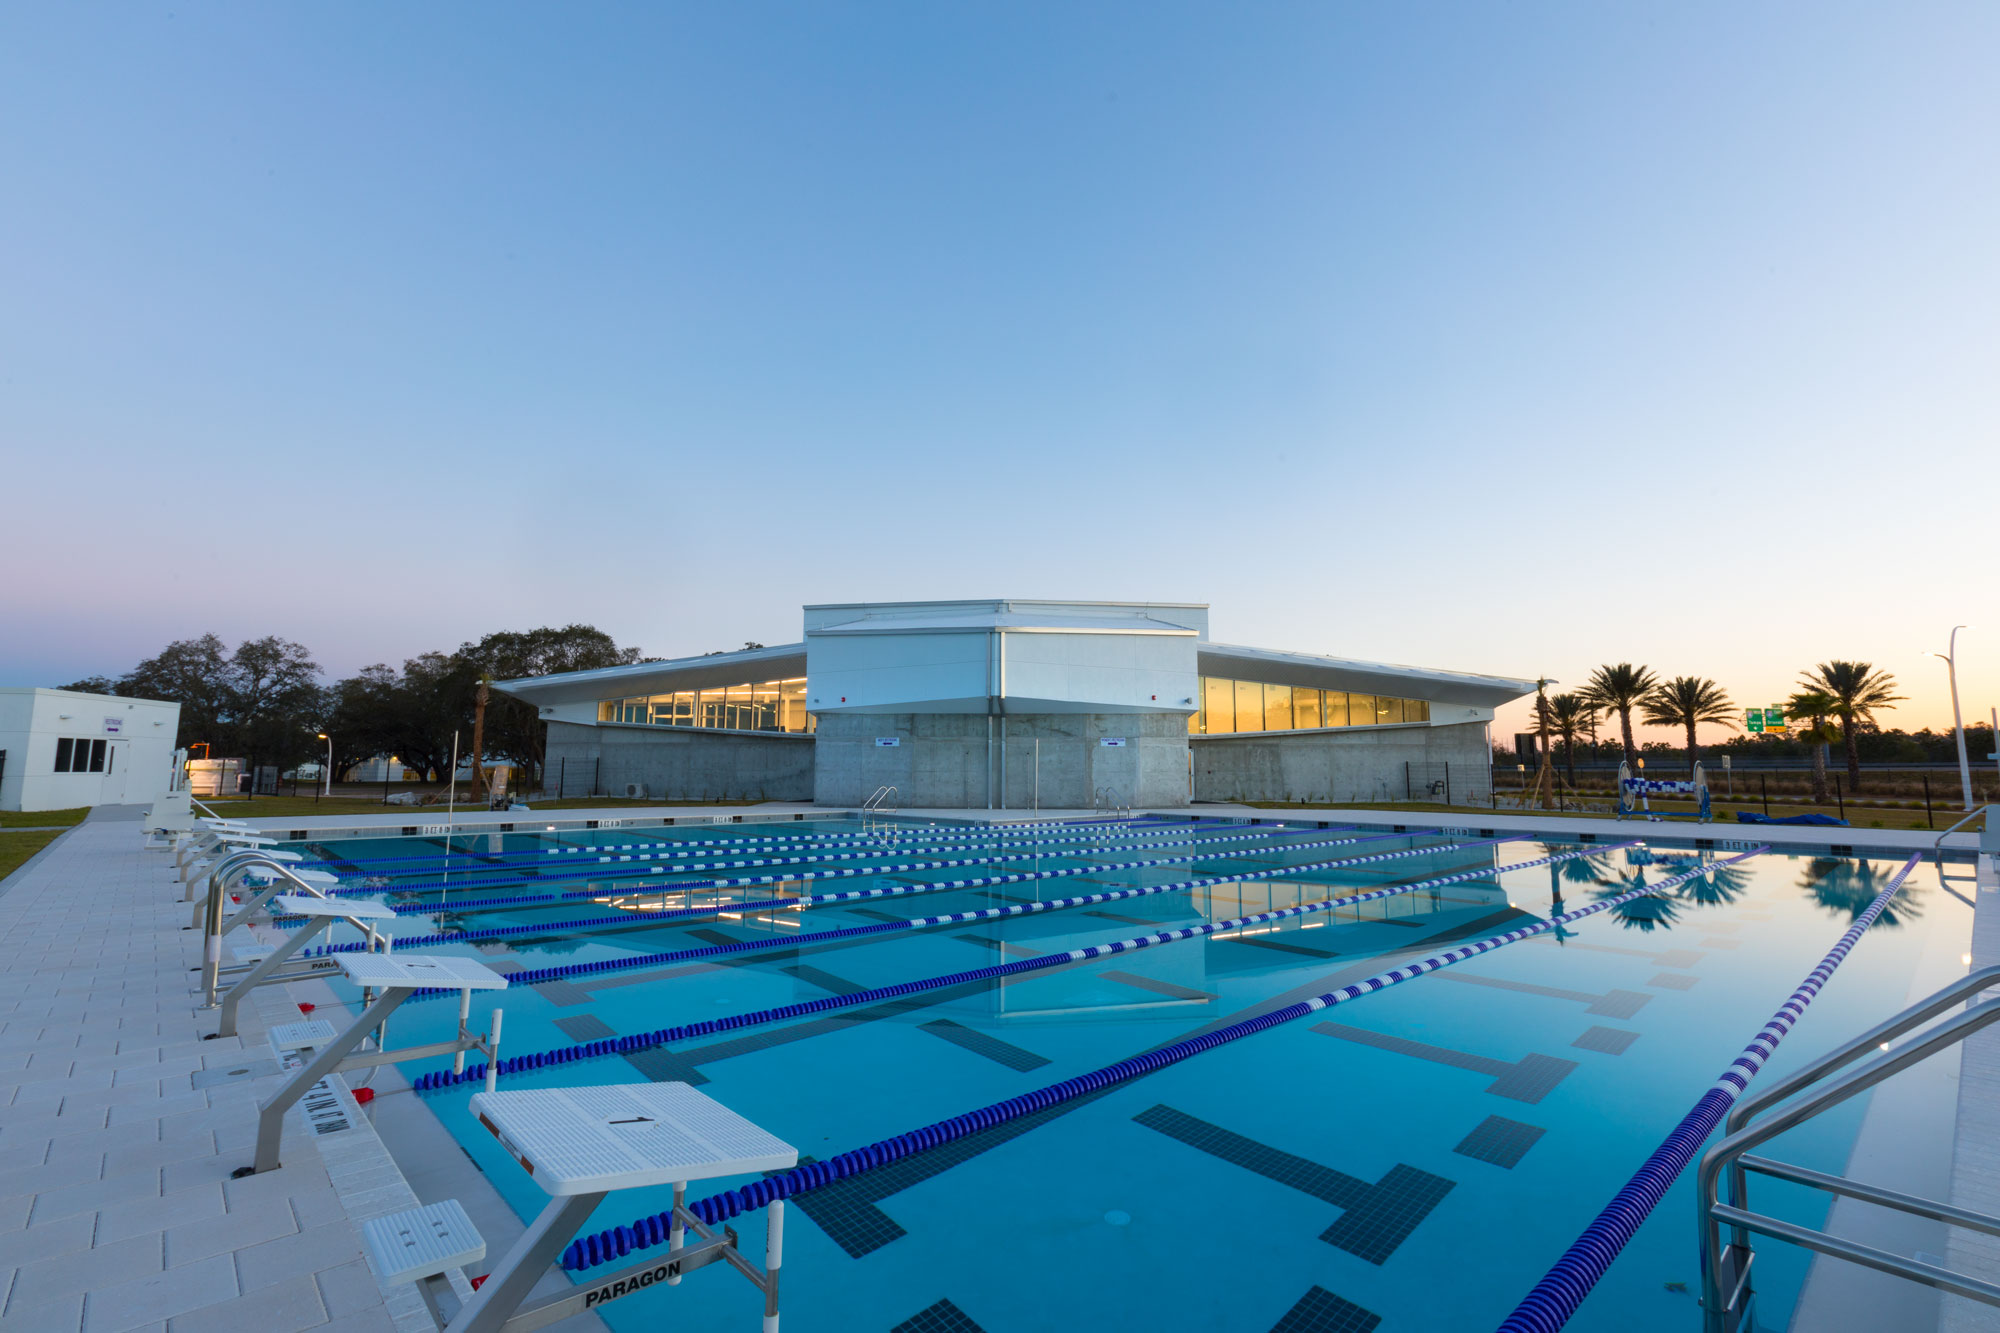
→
(875, 737, 900, 747)
(1100, 738, 1127, 747)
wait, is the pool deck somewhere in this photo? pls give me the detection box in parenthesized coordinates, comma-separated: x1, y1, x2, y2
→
(1, 800, 1989, 1331)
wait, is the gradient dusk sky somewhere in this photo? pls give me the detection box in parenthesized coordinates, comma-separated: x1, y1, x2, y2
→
(3, 4, 1994, 747)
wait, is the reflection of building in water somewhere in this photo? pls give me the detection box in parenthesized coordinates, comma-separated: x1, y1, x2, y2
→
(975, 841, 1518, 1020)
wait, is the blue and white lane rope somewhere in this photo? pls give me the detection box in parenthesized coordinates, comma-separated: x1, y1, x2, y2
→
(303, 814, 1204, 871)
(290, 826, 1439, 946)
(1492, 851, 1920, 1333)
(412, 841, 1634, 1091)
(554, 842, 1769, 1274)
(386, 834, 1520, 995)
(297, 822, 1340, 906)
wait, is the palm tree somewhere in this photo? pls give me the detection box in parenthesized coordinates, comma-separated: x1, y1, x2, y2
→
(1581, 663, 1660, 773)
(1799, 661, 1904, 792)
(1547, 693, 1596, 787)
(1641, 676, 1737, 777)
(1785, 688, 1840, 805)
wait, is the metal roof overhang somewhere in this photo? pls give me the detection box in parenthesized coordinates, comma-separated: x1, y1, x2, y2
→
(492, 643, 809, 708)
(1197, 642, 1537, 708)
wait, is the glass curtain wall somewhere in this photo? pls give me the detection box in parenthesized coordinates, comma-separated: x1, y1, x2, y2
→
(598, 678, 815, 734)
(1189, 677, 1431, 735)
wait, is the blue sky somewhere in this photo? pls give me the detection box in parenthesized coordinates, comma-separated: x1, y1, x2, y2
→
(3, 4, 1993, 741)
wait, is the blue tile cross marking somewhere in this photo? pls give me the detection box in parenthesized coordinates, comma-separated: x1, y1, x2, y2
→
(1310, 1022, 1579, 1104)
(1132, 1105, 1454, 1265)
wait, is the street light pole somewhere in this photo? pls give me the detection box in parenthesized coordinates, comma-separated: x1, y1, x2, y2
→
(1929, 626, 1972, 813)
(316, 732, 332, 798)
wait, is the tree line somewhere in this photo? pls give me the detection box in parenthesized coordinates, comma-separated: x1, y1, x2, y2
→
(60, 625, 645, 788)
(1527, 659, 1911, 803)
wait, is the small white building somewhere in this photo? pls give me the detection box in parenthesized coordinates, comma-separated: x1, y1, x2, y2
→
(0, 688, 183, 813)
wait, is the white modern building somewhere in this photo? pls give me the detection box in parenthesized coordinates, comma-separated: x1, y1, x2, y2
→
(0, 688, 183, 813)
(497, 599, 1537, 809)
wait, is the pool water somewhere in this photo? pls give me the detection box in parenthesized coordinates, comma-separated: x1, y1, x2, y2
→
(284, 818, 1971, 1332)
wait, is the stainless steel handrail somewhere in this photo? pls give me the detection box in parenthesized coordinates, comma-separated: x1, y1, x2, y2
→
(1697, 966, 2000, 1331)
(198, 854, 352, 1005)
(1936, 803, 1993, 853)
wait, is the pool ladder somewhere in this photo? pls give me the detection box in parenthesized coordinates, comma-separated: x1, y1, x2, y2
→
(1697, 961, 2000, 1331)
(1094, 786, 1130, 819)
(861, 786, 899, 843)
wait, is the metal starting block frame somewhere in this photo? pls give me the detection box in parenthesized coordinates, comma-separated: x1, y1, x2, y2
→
(197, 853, 351, 1003)
(403, 1083, 798, 1333)
(245, 951, 507, 1177)
(211, 895, 399, 1039)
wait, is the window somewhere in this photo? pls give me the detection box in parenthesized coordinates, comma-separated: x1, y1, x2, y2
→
(1234, 680, 1261, 733)
(1293, 687, 1322, 730)
(597, 678, 813, 734)
(88, 739, 106, 772)
(1188, 678, 1430, 735)
(1263, 683, 1293, 732)
(1203, 676, 1234, 734)
(54, 738, 73, 772)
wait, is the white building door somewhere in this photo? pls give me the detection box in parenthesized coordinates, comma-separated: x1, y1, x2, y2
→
(103, 742, 129, 802)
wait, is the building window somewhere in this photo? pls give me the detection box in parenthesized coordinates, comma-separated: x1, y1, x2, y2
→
(597, 678, 814, 735)
(1190, 678, 1431, 736)
(50, 737, 106, 773)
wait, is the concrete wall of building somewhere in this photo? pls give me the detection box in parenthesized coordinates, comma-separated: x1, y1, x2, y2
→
(542, 721, 815, 802)
(812, 710, 1192, 809)
(1190, 720, 1492, 805)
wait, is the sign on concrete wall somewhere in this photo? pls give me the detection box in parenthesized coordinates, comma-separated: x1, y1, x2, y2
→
(1100, 738, 1127, 747)
(874, 737, 900, 747)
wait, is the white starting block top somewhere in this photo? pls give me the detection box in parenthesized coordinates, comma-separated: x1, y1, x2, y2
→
(286, 868, 340, 886)
(361, 1199, 486, 1286)
(469, 1083, 798, 1196)
(237, 849, 304, 864)
(338, 952, 508, 991)
(274, 894, 398, 920)
(268, 1019, 339, 1052)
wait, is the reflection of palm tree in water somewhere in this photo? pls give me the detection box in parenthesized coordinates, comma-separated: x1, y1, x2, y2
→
(1800, 858, 1924, 929)
(1658, 857, 1754, 909)
(1593, 870, 1685, 932)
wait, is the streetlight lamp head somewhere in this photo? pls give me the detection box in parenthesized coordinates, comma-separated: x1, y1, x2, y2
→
(316, 733, 327, 740)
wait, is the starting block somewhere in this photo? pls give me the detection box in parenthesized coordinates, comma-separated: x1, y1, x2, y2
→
(378, 1082, 796, 1333)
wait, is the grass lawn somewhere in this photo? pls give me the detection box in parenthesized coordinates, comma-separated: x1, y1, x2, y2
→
(0, 807, 90, 829)
(0, 829, 66, 881)
(191, 796, 781, 820)
(1238, 797, 1959, 832)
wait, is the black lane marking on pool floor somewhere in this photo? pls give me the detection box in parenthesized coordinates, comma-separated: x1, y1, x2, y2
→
(1647, 972, 1702, 991)
(1452, 1115, 1546, 1169)
(1572, 1026, 1640, 1055)
(782, 964, 869, 995)
(531, 979, 594, 1007)
(1269, 1286, 1382, 1333)
(918, 1019, 1050, 1072)
(1098, 971, 1216, 1002)
(1220, 933, 1338, 959)
(1133, 1105, 1453, 1265)
(889, 1298, 988, 1333)
(551, 1014, 616, 1042)
(744, 905, 1527, 1259)
(1431, 971, 1652, 1020)
(1309, 1022, 1577, 1104)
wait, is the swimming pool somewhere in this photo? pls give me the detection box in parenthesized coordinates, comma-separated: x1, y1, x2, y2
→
(282, 817, 1971, 1331)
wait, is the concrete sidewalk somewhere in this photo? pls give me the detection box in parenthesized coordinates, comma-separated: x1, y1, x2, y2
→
(0, 809, 404, 1332)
